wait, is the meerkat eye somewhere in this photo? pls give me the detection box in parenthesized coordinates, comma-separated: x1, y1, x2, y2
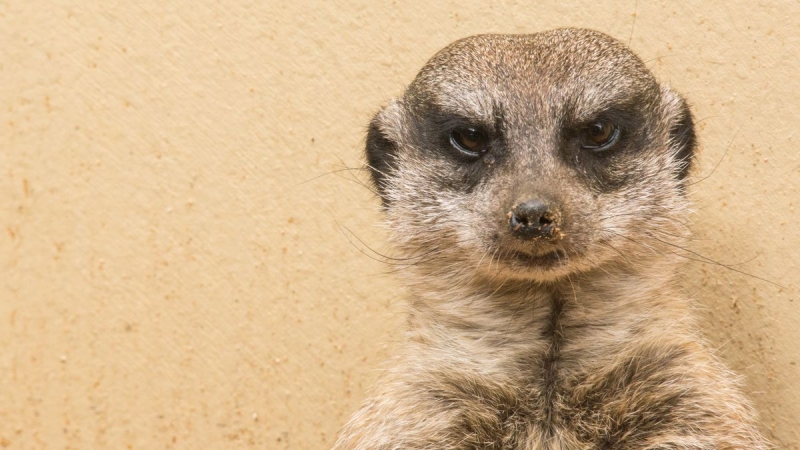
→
(580, 120, 620, 151)
(450, 126, 490, 159)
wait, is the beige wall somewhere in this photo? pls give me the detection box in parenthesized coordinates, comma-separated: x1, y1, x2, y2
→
(1, 1, 797, 448)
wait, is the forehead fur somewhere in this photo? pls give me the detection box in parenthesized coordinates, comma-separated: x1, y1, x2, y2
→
(406, 28, 658, 121)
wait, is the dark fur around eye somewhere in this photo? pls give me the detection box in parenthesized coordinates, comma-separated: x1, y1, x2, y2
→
(450, 126, 490, 159)
(580, 121, 620, 152)
(366, 116, 398, 206)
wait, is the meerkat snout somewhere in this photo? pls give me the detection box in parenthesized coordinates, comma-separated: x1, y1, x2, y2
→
(508, 199, 562, 241)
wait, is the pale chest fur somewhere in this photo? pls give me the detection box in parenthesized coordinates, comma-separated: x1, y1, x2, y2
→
(334, 274, 765, 450)
(367, 270, 759, 450)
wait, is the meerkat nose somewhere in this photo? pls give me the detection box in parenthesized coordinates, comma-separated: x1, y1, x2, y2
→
(508, 199, 562, 241)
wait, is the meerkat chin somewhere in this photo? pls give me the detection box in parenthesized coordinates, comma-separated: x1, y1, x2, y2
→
(334, 28, 768, 450)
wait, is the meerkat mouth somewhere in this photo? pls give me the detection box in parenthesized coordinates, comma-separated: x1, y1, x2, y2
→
(506, 248, 568, 267)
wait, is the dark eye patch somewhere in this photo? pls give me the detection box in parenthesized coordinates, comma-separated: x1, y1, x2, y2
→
(450, 126, 490, 159)
(580, 120, 620, 152)
(420, 109, 497, 162)
(566, 107, 641, 154)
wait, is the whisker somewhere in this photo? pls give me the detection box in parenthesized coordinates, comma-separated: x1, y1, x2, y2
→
(604, 229, 784, 288)
(294, 166, 369, 187)
(599, 241, 634, 266)
(332, 216, 440, 267)
(627, 0, 638, 46)
(687, 125, 741, 187)
(642, 232, 785, 288)
(334, 155, 382, 197)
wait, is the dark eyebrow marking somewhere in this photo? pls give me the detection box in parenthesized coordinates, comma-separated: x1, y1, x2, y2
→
(425, 105, 497, 133)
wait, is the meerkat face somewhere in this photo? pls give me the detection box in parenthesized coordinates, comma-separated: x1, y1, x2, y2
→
(367, 29, 696, 282)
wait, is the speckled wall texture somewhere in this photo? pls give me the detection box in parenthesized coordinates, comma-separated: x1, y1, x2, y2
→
(0, 1, 797, 448)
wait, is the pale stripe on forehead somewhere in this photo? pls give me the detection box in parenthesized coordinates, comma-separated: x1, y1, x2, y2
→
(565, 75, 655, 123)
(430, 78, 497, 123)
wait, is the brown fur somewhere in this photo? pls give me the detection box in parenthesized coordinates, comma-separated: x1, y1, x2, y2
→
(334, 29, 768, 449)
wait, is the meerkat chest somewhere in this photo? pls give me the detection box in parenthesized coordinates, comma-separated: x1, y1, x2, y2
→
(421, 298, 680, 449)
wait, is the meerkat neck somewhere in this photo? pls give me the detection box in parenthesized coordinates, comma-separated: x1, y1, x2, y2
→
(401, 260, 692, 377)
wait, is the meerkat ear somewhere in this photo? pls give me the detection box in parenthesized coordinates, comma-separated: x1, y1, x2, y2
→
(661, 87, 697, 181)
(365, 100, 403, 206)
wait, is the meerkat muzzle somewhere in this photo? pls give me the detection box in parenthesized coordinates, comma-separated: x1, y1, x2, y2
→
(508, 199, 562, 241)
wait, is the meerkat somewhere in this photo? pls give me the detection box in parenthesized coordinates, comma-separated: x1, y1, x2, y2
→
(333, 28, 768, 449)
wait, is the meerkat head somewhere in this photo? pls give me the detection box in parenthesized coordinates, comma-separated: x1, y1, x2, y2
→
(366, 28, 696, 282)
